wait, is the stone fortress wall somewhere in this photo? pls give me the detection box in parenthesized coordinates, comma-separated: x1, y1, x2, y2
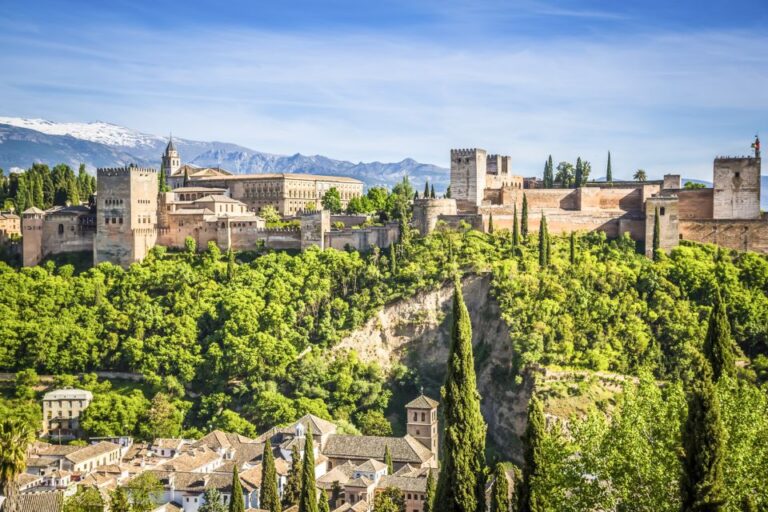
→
(417, 144, 766, 255)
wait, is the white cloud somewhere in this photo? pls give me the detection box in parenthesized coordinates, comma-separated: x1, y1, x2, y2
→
(0, 22, 766, 180)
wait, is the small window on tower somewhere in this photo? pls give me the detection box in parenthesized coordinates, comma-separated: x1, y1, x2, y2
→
(660, 207, 666, 216)
(735, 172, 740, 179)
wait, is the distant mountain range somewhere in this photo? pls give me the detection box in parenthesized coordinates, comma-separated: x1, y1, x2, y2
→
(0, 117, 765, 208)
(0, 117, 449, 190)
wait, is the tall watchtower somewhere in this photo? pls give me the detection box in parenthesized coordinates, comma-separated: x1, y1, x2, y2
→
(94, 165, 158, 267)
(405, 394, 439, 461)
(450, 148, 487, 212)
(712, 155, 761, 220)
(161, 137, 181, 187)
(21, 207, 45, 267)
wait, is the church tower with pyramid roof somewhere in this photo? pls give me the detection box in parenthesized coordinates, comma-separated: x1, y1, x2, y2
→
(160, 136, 181, 187)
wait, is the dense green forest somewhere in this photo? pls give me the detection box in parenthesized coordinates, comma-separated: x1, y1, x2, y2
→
(2, 223, 768, 508)
(0, 164, 95, 211)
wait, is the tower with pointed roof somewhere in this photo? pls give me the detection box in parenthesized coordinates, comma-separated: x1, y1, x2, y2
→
(405, 394, 439, 461)
(161, 136, 181, 188)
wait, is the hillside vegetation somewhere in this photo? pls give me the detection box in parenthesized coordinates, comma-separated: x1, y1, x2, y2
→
(2, 226, 768, 509)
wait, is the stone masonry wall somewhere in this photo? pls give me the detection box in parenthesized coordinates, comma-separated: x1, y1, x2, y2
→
(677, 189, 714, 219)
(680, 217, 768, 254)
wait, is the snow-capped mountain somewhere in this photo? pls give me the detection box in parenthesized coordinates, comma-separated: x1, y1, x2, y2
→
(0, 117, 449, 190)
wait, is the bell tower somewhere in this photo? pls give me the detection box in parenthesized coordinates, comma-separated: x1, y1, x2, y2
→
(405, 394, 439, 461)
(161, 136, 181, 187)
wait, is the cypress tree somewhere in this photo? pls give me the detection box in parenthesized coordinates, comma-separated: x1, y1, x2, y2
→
(183, 168, 190, 187)
(424, 181, 430, 198)
(431, 184, 436, 199)
(434, 282, 487, 512)
(520, 395, 546, 512)
(488, 213, 494, 234)
(229, 466, 245, 512)
(606, 151, 613, 183)
(490, 463, 510, 512)
(575, 157, 583, 188)
(547, 155, 554, 188)
(446, 185, 452, 198)
(652, 207, 661, 261)
(318, 489, 330, 512)
(260, 438, 280, 512)
(226, 250, 236, 282)
(569, 231, 576, 265)
(298, 435, 318, 512)
(703, 287, 735, 381)
(390, 243, 397, 276)
(521, 194, 529, 239)
(538, 215, 548, 267)
(159, 167, 169, 193)
(424, 470, 436, 512)
(512, 204, 520, 248)
(283, 445, 302, 507)
(384, 445, 393, 474)
(680, 377, 726, 512)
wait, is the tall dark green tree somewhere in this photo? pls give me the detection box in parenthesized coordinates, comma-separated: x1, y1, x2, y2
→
(229, 466, 245, 512)
(569, 231, 576, 265)
(512, 204, 520, 248)
(446, 185, 452, 198)
(424, 470, 436, 512)
(158, 167, 170, 193)
(520, 396, 546, 512)
(538, 215, 549, 267)
(703, 287, 735, 381)
(542, 157, 552, 188)
(606, 151, 613, 183)
(183, 168, 190, 187)
(384, 445, 393, 474)
(488, 213, 494, 234)
(431, 184, 436, 199)
(652, 207, 661, 261)
(283, 445, 302, 507)
(575, 157, 584, 188)
(681, 377, 726, 512)
(318, 489, 330, 512)
(521, 194, 529, 239)
(390, 243, 397, 276)
(490, 463, 510, 512)
(298, 434, 319, 512)
(434, 282, 487, 512)
(424, 181, 430, 198)
(260, 438, 280, 512)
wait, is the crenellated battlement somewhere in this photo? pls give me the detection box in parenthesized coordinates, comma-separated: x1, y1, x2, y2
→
(97, 165, 158, 177)
(451, 148, 484, 157)
(255, 226, 300, 233)
(714, 156, 757, 161)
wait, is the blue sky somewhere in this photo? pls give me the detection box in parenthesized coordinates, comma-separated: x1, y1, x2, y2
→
(1, 0, 767, 180)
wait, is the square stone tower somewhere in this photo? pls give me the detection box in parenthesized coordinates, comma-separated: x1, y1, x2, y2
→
(645, 195, 680, 258)
(405, 394, 439, 461)
(450, 148, 487, 211)
(94, 165, 158, 267)
(712, 156, 761, 219)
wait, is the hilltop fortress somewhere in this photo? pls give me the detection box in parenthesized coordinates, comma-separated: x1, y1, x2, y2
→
(21, 141, 396, 267)
(415, 141, 766, 255)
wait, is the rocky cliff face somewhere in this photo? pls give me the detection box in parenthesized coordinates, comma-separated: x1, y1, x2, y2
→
(335, 274, 532, 460)
(336, 273, 626, 462)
